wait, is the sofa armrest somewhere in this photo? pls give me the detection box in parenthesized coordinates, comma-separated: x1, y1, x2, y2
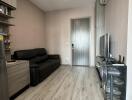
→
(30, 64, 39, 86)
(48, 55, 60, 59)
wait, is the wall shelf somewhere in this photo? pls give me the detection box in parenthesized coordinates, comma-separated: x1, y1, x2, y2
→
(0, 13, 14, 18)
(5, 49, 10, 52)
(0, 1, 16, 10)
(0, 0, 16, 61)
(0, 21, 14, 26)
(0, 32, 7, 36)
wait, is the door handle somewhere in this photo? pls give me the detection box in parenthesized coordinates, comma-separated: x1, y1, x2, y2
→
(72, 43, 74, 48)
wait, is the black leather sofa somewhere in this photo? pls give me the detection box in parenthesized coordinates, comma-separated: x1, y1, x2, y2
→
(12, 48, 61, 86)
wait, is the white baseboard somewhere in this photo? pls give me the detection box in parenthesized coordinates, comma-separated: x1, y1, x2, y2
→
(61, 64, 72, 67)
(61, 64, 95, 68)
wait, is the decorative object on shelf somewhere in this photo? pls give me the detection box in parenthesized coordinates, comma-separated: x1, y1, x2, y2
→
(122, 56, 125, 64)
(100, 0, 108, 5)
(117, 55, 126, 64)
(118, 55, 122, 64)
(0, 4, 11, 16)
(0, 5, 5, 14)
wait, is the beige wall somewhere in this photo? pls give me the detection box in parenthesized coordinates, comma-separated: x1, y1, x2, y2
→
(105, 0, 128, 60)
(9, 0, 95, 66)
(126, 0, 132, 99)
(45, 7, 95, 66)
(10, 0, 45, 52)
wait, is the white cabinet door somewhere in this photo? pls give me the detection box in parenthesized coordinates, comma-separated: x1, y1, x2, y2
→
(7, 61, 30, 97)
(1, 0, 17, 8)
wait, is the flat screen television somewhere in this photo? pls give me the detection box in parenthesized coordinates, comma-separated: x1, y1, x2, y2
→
(100, 33, 111, 58)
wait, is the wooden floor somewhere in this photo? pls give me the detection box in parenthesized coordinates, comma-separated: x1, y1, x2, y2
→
(15, 66, 104, 100)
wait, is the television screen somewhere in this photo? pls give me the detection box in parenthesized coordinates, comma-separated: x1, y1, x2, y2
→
(100, 35, 105, 57)
(100, 33, 110, 58)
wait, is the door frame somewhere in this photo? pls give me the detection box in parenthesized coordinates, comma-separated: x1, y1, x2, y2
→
(70, 17, 91, 66)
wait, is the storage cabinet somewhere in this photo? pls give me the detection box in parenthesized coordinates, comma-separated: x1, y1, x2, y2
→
(106, 65, 127, 100)
(6, 61, 30, 97)
(1, 0, 17, 8)
(96, 57, 127, 100)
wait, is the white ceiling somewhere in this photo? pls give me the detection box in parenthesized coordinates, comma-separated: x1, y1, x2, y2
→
(30, 0, 96, 12)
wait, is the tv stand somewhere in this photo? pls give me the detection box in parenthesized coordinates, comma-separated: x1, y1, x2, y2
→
(96, 56, 127, 100)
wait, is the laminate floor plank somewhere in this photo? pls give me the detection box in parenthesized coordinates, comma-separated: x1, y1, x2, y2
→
(15, 66, 104, 100)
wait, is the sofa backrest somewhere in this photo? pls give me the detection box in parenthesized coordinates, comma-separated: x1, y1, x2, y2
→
(33, 48, 47, 56)
(13, 48, 47, 60)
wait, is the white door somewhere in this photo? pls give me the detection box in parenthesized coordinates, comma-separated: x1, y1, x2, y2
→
(71, 18, 90, 66)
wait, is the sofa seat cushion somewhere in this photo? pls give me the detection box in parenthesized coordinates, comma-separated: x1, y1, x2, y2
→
(30, 55, 48, 64)
(46, 59, 60, 66)
(38, 61, 53, 71)
(38, 62, 52, 77)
